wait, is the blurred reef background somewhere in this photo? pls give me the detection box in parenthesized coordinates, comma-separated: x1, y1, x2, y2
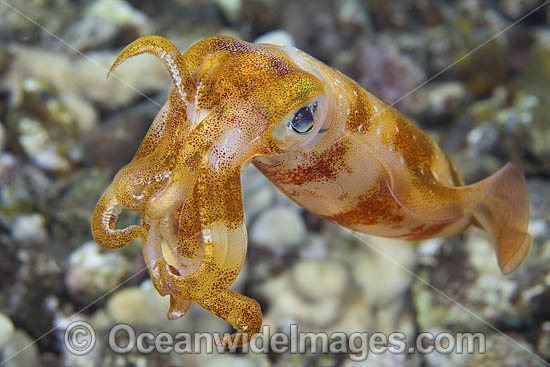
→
(0, 0, 549, 366)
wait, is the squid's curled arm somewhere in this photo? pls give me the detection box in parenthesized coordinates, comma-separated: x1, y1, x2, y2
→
(91, 184, 147, 249)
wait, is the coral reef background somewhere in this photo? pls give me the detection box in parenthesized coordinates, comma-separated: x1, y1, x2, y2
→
(0, 0, 549, 366)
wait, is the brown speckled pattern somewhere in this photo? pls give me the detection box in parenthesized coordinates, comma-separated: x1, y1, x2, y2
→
(92, 35, 531, 346)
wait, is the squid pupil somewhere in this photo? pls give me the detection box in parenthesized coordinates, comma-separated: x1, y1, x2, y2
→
(290, 102, 317, 134)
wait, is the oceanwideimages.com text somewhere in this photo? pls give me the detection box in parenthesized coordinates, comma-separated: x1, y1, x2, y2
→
(65, 321, 486, 361)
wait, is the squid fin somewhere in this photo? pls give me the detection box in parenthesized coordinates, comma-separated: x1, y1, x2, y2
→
(381, 160, 531, 273)
(468, 163, 531, 273)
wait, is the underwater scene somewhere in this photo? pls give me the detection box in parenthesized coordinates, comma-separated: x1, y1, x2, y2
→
(0, 0, 549, 366)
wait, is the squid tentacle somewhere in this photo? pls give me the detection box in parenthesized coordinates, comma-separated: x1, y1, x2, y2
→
(112, 90, 189, 212)
(108, 35, 196, 212)
(91, 184, 147, 249)
(141, 107, 228, 219)
(167, 295, 192, 320)
(108, 35, 195, 102)
(142, 166, 247, 301)
(158, 191, 204, 274)
(198, 289, 262, 348)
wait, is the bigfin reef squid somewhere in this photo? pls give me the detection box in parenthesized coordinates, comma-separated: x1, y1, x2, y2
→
(92, 35, 531, 346)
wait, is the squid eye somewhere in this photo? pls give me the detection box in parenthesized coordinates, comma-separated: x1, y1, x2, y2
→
(287, 102, 317, 134)
(272, 97, 326, 150)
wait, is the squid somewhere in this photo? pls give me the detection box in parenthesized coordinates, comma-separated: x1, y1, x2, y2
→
(92, 35, 531, 346)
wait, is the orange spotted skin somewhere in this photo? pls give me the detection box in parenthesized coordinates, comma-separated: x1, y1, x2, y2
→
(92, 35, 531, 346)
